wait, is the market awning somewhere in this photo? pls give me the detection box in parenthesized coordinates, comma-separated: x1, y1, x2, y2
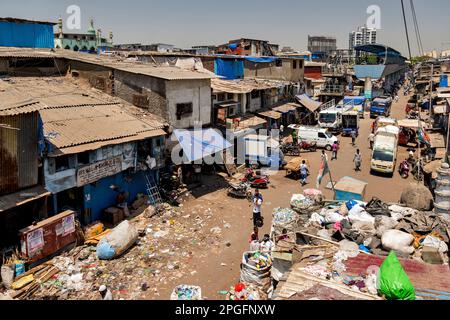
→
(397, 119, 427, 129)
(295, 94, 322, 112)
(173, 128, 232, 163)
(258, 110, 282, 120)
(0, 185, 51, 213)
(272, 103, 300, 114)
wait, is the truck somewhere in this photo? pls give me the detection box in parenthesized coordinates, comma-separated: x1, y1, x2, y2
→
(244, 134, 286, 168)
(341, 111, 359, 136)
(288, 125, 338, 151)
(318, 105, 344, 133)
(319, 100, 358, 133)
(343, 96, 366, 119)
(370, 96, 393, 119)
(370, 126, 399, 175)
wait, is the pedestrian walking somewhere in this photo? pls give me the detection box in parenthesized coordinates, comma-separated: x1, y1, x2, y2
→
(351, 131, 357, 146)
(353, 149, 362, 171)
(300, 160, 309, 186)
(321, 150, 329, 162)
(252, 189, 264, 228)
(368, 133, 375, 150)
(332, 141, 339, 160)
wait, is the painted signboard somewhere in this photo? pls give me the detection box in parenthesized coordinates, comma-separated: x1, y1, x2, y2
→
(77, 156, 122, 187)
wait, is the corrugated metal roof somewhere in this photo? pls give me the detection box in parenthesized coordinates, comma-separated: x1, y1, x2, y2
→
(272, 103, 300, 113)
(258, 110, 282, 120)
(48, 129, 166, 157)
(212, 78, 291, 94)
(0, 47, 213, 80)
(233, 116, 267, 131)
(0, 17, 56, 25)
(0, 185, 50, 212)
(41, 104, 165, 150)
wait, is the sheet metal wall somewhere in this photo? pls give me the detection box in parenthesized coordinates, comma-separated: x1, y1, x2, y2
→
(0, 21, 54, 48)
(0, 113, 39, 195)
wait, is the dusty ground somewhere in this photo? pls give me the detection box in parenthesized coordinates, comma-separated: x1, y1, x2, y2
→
(139, 91, 416, 300)
(22, 91, 415, 301)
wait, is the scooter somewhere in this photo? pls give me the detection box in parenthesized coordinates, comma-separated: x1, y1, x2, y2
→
(242, 169, 270, 189)
(227, 182, 253, 200)
(398, 160, 410, 179)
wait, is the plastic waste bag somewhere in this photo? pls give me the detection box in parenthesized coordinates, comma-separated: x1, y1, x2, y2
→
(97, 220, 138, 260)
(378, 251, 415, 300)
(381, 230, 415, 255)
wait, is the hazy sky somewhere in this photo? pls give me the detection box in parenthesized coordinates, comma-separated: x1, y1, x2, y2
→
(2, 0, 450, 56)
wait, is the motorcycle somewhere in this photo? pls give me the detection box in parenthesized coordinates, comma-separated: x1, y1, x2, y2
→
(398, 160, 410, 179)
(227, 182, 252, 200)
(242, 169, 270, 189)
(298, 140, 317, 152)
(281, 143, 300, 156)
(407, 111, 419, 120)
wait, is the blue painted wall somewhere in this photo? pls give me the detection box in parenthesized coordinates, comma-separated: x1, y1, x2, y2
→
(0, 21, 54, 48)
(83, 170, 158, 222)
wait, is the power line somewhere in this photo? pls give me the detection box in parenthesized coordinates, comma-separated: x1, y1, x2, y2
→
(401, 0, 413, 61)
(410, 0, 424, 56)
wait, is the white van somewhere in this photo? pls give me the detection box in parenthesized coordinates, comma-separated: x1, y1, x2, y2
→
(288, 125, 338, 151)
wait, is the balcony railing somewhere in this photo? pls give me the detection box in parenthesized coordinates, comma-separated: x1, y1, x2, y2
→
(321, 84, 345, 94)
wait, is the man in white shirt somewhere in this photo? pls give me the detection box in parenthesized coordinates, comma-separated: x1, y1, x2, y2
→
(252, 189, 263, 228)
(260, 234, 274, 253)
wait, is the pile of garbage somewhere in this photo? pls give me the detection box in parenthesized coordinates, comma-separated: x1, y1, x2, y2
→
(290, 190, 323, 214)
(170, 285, 202, 300)
(272, 208, 299, 237)
(1, 198, 227, 300)
(270, 193, 450, 300)
(302, 198, 449, 264)
(241, 252, 273, 292)
(227, 282, 262, 300)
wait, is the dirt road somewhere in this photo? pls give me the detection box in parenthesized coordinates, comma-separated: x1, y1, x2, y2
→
(137, 91, 417, 300)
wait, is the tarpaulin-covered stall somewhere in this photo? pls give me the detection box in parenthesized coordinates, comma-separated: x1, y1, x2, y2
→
(173, 128, 232, 163)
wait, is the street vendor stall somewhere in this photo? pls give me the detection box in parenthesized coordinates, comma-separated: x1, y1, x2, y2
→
(397, 119, 427, 147)
(334, 176, 368, 201)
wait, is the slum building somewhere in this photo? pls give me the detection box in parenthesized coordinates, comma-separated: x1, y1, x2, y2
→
(59, 50, 214, 129)
(1, 76, 167, 226)
(0, 93, 49, 248)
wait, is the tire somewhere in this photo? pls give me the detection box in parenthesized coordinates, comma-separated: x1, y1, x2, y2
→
(325, 145, 332, 151)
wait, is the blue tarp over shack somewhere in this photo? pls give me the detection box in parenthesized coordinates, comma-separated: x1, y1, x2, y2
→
(173, 128, 232, 163)
(244, 57, 278, 63)
(344, 96, 366, 105)
(214, 58, 244, 80)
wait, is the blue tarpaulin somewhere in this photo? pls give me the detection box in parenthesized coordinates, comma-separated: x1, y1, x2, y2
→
(344, 96, 366, 105)
(0, 21, 54, 48)
(214, 58, 244, 80)
(244, 57, 277, 63)
(174, 128, 232, 163)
